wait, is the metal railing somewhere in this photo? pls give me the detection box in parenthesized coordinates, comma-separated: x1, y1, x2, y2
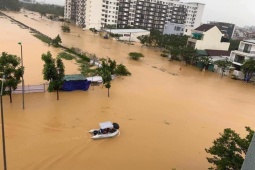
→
(12, 84, 47, 94)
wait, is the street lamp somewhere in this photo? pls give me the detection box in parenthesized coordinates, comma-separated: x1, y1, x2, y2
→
(0, 74, 7, 170)
(18, 42, 25, 109)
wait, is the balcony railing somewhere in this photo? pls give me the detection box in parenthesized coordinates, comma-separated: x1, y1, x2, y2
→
(238, 48, 255, 54)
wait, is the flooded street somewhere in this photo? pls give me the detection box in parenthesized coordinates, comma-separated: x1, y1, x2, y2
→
(0, 10, 255, 170)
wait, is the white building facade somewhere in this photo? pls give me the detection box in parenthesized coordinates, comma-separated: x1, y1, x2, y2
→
(64, 0, 205, 32)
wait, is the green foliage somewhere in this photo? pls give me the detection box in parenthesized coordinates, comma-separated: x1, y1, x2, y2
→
(21, 3, 64, 17)
(52, 34, 62, 47)
(57, 52, 74, 60)
(129, 52, 144, 60)
(115, 64, 131, 76)
(41, 51, 65, 100)
(179, 46, 196, 65)
(137, 30, 188, 49)
(33, 33, 52, 45)
(214, 60, 232, 68)
(95, 58, 131, 97)
(0, 0, 21, 11)
(169, 47, 180, 60)
(89, 28, 98, 34)
(229, 39, 240, 51)
(197, 56, 213, 68)
(0, 52, 23, 103)
(241, 59, 255, 81)
(205, 127, 254, 170)
(61, 24, 70, 33)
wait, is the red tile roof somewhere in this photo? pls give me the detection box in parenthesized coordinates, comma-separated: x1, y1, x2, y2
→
(205, 49, 231, 56)
(194, 24, 215, 32)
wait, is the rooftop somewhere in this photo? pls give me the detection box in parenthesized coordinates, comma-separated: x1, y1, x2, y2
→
(194, 24, 215, 32)
(104, 29, 149, 34)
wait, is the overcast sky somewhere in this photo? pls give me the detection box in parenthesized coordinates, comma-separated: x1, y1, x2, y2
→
(42, 0, 255, 27)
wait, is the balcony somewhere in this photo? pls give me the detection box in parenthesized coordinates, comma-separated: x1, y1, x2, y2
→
(237, 48, 255, 55)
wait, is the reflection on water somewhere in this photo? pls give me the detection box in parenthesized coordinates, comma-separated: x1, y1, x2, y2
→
(0, 10, 255, 170)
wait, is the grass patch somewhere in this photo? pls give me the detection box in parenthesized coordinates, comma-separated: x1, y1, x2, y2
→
(33, 33, 52, 44)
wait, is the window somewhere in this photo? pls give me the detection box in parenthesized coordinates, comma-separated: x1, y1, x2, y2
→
(243, 44, 252, 53)
(174, 26, 181, 31)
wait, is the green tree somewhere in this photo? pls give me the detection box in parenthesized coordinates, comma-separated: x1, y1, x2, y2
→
(169, 47, 180, 61)
(197, 56, 212, 70)
(0, 52, 23, 103)
(21, 3, 64, 17)
(241, 59, 255, 82)
(89, 28, 98, 35)
(115, 64, 131, 76)
(61, 24, 70, 33)
(214, 59, 232, 78)
(129, 52, 144, 60)
(41, 51, 65, 100)
(51, 34, 62, 47)
(205, 127, 254, 170)
(229, 39, 240, 51)
(96, 59, 113, 97)
(0, 0, 21, 11)
(179, 46, 196, 65)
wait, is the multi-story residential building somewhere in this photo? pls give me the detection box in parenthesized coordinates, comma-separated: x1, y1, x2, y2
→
(208, 21, 236, 39)
(65, 0, 119, 29)
(230, 40, 255, 80)
(64, 0, 205, 32)
(230, 40, 255, 69)
(19, 0, 36, 3)
(187, 24, 230, 50)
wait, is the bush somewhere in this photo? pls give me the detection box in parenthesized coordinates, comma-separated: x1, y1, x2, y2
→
(160, 54, 168, 57)
(115, 64, 131, 76)
(129, 52, 144, 60)
(61, 25, 70, 33)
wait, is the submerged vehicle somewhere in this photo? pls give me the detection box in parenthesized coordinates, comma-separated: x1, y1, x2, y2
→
(89, 121, 120, 139)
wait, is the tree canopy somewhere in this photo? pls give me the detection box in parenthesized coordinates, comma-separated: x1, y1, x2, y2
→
(241, 58, 255, 82)
(41, 51, 65, 100)
(21, 3, 64, 17)
(0, 52, 23, 103)
(205, 127, 254, 170)
(0, 0, 21, 11)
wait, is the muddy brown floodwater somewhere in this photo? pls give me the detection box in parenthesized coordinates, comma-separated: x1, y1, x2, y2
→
(0, 10, 255, 170)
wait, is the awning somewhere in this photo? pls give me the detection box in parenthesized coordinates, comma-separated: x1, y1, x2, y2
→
(196, 50, 208, 56)
(99, 121, 113, 129)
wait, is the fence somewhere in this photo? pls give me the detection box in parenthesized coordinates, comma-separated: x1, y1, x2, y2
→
(12, 84, 47, 94)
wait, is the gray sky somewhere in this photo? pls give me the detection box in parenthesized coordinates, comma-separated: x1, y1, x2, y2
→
(43, 0, 255, 27)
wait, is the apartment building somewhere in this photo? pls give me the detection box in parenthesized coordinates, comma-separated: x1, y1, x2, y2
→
(64, 0, 205, 32)
(19, 0, 36, 3)
(65, 0, 119, 29)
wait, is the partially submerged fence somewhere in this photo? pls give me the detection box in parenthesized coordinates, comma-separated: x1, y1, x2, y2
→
(12, 84, 47, 94)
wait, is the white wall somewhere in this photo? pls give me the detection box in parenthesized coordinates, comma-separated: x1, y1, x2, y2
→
(163, 22, 184, 35)
(194, 26, 230, 50)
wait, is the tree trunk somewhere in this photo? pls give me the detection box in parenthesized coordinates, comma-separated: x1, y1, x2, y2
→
(108, 88, 110, 97)
(57, 90, 59, 100)
(9, 93, 12, 103)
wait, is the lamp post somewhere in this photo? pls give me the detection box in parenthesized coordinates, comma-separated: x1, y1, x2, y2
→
(18, 42, 25, 109)
(0, 75, 7, 170)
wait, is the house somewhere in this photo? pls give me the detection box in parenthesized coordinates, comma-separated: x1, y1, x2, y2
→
(195, 49, 230, 72)
(230, 39, 255, 80)
(187, 24, 230, 50)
